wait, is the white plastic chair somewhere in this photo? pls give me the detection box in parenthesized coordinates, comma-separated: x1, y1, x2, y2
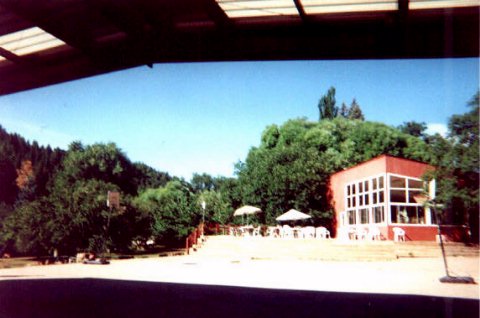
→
(354, 228, 367, 240)
(282, 225, 294, 238)
(302, 226, 315, 238)
(266, 226, 276, 237)
(393, 227, 405, 242)
(336, 227, 350, 241)
(348, 228, 357, 240)
(276, 225, 283, 238)
(315, 227, 330, 239)
(293, 226, 303, 238)
(367, 227, 381, 241)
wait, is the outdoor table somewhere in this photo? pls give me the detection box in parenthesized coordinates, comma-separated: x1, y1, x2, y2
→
(239, 225, 254, 236)
(267, 226, 280, 237)
(293, 227, 303, 238)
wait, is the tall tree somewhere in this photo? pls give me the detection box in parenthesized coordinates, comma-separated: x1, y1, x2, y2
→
(45, 142, 141, 253)
(347, 98, 365, 121)
(339, 102, 349, 118)
(57, 142, 138, 195)
(318, 87, 338, 120)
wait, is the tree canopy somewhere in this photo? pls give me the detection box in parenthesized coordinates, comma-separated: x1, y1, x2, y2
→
(428, 91, 479, 241)
(398, 121, 427, 138)
(235, 117, 434, 228)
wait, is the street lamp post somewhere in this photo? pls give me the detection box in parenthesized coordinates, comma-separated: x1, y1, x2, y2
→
(201, 200, 206, 224)
(200, 200, 206, 238)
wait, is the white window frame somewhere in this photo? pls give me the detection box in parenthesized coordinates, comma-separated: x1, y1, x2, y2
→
(386, 173, 433, 226)
(343, 173, 387, 226)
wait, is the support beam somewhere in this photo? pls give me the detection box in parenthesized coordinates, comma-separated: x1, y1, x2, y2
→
(293, 0, 309, 23)
(0, 47, 21, 63)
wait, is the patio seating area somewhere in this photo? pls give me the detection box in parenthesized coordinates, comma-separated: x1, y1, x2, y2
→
(228, 225, 331, 239)
(337, 226, 384, 241)
(230, 206, 331, 239)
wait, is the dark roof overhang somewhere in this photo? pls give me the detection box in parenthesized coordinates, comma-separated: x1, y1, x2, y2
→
(0, 0, 478, 96)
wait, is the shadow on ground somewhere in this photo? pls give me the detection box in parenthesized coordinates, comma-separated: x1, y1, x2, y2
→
(0, 278, 478, 318)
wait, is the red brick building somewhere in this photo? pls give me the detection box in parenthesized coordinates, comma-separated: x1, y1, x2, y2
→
(330, 155, 438, 241)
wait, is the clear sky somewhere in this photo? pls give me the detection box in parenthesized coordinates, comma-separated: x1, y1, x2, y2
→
(0, 58, 478, 180)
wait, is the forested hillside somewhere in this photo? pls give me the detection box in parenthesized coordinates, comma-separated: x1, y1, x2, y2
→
(0, 125, 65, 210)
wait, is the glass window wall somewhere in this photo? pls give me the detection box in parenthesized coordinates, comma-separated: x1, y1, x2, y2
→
(344, 174, 385, 225)
(388, 174, 430, 225)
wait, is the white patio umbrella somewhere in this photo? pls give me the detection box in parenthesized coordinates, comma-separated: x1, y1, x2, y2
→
(276, 209, 311, 222)
(233, 205, 262, 225)
(233, 205, 262, 216)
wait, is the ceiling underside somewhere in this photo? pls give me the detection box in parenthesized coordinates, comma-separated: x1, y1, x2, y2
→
(0, 0, 478, 96)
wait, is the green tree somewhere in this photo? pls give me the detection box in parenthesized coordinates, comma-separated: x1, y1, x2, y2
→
(213, 176, 242, 213)
(236, 117, 434, 229)
(198, 190, 231, 224)
(45, 142, 146, 253)
(398, 121, 427, 138)
(237, 119, 339, 225)
(339, 102, 349, 118)
(430, 91, 479, 242)
(191, 173, 216, 193)
(134, 180, 197, 245)
(0, 199, 57, 255)
(133, 162, 171, 192)
(347, 98, 365, 121)
(0, 125, 65, 202)
(318, 87, 338, 120)
(48, 178, 122, 253)
(57, 142, 138, 195)
(0, 155, 17, 205)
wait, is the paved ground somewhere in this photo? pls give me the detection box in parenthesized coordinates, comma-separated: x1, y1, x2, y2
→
(0, 254, 478, 299)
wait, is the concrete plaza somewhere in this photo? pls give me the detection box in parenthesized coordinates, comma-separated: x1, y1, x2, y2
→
(0, 252, 478, 300)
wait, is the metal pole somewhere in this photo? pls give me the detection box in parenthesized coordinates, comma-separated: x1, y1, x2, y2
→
(433, 205, 450, 277)
(201, 201, 206, 224)
(432, 202, 474, 284)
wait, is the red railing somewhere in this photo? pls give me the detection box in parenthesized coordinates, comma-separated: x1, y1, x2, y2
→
(185, 222, 204, 255)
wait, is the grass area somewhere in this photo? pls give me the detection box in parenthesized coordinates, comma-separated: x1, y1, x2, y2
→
(0, 257, 39, 269)
(0, 246, 187, 269)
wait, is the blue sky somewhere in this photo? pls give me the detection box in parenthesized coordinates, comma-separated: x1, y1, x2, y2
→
(0, 58, 478, 179)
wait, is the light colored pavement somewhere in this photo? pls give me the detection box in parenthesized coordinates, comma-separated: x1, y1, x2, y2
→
(0, 254, 478, 299)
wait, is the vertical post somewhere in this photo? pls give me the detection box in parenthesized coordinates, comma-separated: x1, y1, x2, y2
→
(201, 200, 206, 226)
(432, 204, 450, 277)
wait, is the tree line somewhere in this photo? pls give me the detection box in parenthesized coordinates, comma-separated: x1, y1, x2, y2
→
(0, 89, 478, 256)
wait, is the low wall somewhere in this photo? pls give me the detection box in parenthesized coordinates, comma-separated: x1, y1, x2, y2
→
(386, 225, 471, 242)
(387, 225, 438, 241)
(439, 225, 471, 242)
